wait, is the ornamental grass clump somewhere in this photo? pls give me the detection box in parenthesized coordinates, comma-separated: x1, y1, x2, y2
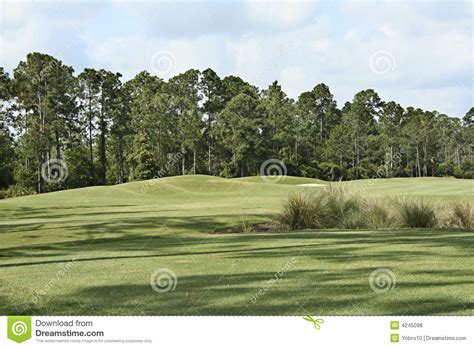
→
(446, 202, 473, 229)
(396, 198, 437, 228)
(278, 191, 328, 230)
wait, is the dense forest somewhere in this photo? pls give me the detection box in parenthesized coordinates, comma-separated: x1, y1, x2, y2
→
(0, 52, 473, 197)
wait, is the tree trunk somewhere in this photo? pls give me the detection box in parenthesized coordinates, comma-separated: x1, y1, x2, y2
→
(416, 146, 421, 177)
(88, 104, 94, 164)
(208, 145, 211, 174)
(390, 146, 393, 167)
(182, 151, 185, 175)
(208, 116, 212, 174)
(38, 90, 44, 193)
(55, 130, 61, 160)
(118, 143, 125, 184)
(295, 140, 298, 163)
(99, 127, 106, 184)
(423, 137, 428, 177)
(320, 117, 323, 142)
(37, 159, 42, 193)
(354, 132, 360, 178)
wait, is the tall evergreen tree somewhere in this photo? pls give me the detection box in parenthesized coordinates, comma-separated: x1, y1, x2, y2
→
(0, 68, 15, 188)
(1, 52, 472, 197)
(200, 68, 223, 175)
(96, 70, 122, 184)
(217, 93, 264, 177)
(13, 53, 76, 192)
(78, 68, 101, 184)
(344, 89, 382, 178)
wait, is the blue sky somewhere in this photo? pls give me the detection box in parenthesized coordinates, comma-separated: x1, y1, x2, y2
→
(0, 0, 472, 116)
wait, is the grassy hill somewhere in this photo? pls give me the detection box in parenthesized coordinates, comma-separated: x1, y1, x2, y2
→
(232, 175, 327, 185)
(0, 175, 472, 315)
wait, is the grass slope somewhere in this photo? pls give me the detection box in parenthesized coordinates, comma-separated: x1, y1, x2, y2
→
(232, 175, 327, 185)
(0, 175, 473, 315)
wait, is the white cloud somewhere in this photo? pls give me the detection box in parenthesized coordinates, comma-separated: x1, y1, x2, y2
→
(0, 0, 471, 116)
(86, 35, 230, 80)
(244, 0, 319, 28)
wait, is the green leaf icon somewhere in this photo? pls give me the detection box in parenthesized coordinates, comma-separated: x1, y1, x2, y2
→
(7, 316, 32, 343)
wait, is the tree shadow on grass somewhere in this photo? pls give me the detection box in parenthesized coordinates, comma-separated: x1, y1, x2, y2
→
(3, 268, 472, 316)
(0, 214, 275, 259)
(0, 204, 136, 220)
(1, 223, 472, 266)
(1, 214, 472, 316)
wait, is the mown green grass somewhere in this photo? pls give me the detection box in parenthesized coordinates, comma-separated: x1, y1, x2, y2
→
(338, 177, 473, 202)
(232, 175, 327, 185)
(0, 175, 473, 315)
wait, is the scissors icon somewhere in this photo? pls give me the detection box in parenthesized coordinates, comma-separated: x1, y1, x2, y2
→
(303, 315, 324, 330)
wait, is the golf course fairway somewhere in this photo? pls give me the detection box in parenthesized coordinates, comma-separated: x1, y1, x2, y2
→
(0, 175, 472, 315)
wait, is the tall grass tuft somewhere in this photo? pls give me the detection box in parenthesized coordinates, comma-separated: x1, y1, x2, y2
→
(278, 189, 473, 231)
(279, 187, 398, 230)
(322, 186, 364, 228)
(396, 199, 437, 228)
(447, 202, 473, 229)
(278, 192, 327, 230)
(364, 199, 399, 230)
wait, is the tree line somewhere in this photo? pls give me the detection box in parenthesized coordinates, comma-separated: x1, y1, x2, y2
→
(0, 52, 472, 196)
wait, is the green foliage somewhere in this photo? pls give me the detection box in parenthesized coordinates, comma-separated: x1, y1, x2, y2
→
(436, 161, 455, 177)
(454, 159, 474, 179)
(64, 145, 96, 188)
(319, 162, 345, 181)
(0, 130, 14, 188)
(299, 161, 320, 178)
(0, 184, 36, 199)
(1, 52, 473, 195)
(217, 93, 264, 177)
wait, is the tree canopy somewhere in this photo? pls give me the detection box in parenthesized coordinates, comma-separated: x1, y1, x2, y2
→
(0, 52, 472, 196)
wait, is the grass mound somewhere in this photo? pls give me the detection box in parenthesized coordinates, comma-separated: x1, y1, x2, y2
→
(231, 175, 327, 186)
